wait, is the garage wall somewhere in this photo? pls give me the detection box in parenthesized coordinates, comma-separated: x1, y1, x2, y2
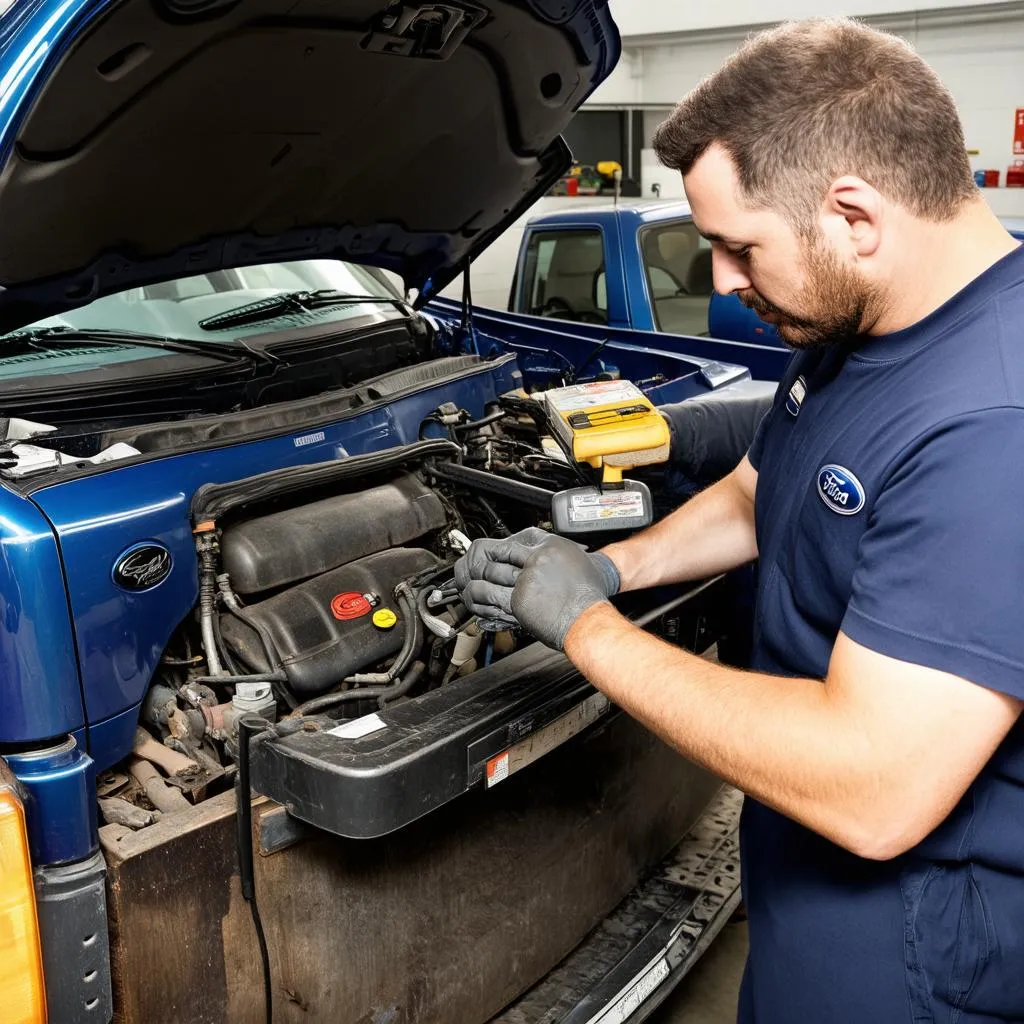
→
(561, 110, 626, 168)
(589, 5, 1024, 215)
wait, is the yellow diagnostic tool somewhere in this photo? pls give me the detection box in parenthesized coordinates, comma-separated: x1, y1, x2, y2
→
(543, 381, 670, 484)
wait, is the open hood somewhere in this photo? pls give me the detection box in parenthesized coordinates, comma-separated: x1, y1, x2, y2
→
(0, 0, 619, 332)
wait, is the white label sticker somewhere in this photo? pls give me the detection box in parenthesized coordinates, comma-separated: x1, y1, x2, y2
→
(588, 956, 671, 1024)
(486, 753, 510, 788)
(546, 380, 643, 413)
(327, 712, 387, 739)
(568, 490, 645, 523)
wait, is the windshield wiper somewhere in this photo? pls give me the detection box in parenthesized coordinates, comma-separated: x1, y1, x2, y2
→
(0, 326, 260, 365)
(197, 290, 408, 332)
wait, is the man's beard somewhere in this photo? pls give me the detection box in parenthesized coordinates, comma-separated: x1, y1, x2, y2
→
(739, 238, 877, 350)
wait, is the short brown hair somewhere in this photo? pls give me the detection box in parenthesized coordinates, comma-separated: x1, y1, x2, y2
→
(653, 19, 977, 230)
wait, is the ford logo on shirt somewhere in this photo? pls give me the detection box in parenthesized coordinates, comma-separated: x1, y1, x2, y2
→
(817, 465, 865, 516)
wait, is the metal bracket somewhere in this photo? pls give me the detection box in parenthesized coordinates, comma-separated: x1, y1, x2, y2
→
(362, 3, 487, 60)
(258, 803, 315, 856)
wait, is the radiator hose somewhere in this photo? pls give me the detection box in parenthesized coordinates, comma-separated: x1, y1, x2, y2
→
(197, 535, 226, 677)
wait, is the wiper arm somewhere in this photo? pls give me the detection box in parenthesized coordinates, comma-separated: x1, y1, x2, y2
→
(0, 326, 260, 364)
(197, 290, 408, 331)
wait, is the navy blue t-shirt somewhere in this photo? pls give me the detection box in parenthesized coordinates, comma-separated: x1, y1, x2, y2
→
(742, 243, 1024, 1024)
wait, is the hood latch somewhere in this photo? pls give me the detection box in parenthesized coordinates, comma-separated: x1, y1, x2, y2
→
(362, 3, 487, 61)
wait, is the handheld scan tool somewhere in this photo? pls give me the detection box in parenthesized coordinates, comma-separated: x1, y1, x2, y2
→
(540, 381, 669, 534)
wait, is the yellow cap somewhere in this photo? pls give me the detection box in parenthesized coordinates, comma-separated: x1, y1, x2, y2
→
(372, 608, 398, 630)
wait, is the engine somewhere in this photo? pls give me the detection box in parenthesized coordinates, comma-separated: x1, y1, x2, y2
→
(216, 475, 450, 695)
(108, 393, 592, 806)
(91, 385, 681, 831)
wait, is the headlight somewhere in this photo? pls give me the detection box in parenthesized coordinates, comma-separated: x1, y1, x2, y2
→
(0, 759, 46, 1023)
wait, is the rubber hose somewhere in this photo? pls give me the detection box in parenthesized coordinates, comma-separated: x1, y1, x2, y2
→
(476, 496, 511, 538)
(344, 583, 421, 685)
(418, 585, 456, 640)
(235, 715, 273, 1024)
(292, 661, 426, 717)
(392, 583, 422, 678)
(192, 672, 287, 686)
(453, 408, 505, 434)
(199, 543, 225, 677)
(211, 612, 241, 675)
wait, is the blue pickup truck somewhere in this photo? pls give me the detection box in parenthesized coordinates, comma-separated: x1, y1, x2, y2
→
(0, 3, 758, 1024)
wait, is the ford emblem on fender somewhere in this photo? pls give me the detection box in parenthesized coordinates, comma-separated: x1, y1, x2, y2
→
(817, 464, 865, 516)
(113, 544, 173, 591)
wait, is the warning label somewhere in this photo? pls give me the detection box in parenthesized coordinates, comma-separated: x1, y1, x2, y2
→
(568, 490, 645, 523)
(484, 693, 610, 790)
(486, 753, 510, 787)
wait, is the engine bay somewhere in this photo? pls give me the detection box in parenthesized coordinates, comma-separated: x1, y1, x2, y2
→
(96, 384, 684, 832)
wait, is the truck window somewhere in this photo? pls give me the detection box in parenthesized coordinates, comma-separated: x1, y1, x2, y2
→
(639, 222, 713, 336)
(519, 229, 608, 324)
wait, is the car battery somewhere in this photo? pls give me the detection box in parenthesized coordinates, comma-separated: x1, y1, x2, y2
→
(541, 380, 670, 484)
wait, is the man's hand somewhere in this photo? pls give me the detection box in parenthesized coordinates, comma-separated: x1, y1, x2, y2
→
(454, 527, 552, 626)
(510, 536, 620, 650)
(455, 529, 620, 639)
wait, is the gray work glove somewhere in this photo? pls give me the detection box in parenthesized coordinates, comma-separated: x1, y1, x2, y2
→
(454, 527, 553, 628)
(456, 528, 620, 635)
(510, 536, 620, 651)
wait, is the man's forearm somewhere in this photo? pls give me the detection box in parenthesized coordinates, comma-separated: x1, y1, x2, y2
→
(601, 463, 758, 592)
(562, 603, 896, 858)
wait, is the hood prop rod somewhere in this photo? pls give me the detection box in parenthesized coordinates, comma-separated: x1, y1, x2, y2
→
(460, 258, 480, 356)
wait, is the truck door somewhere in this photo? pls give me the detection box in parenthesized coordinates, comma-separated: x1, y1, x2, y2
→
(637, 220, 716, 337)
(511, 226, 626, 327)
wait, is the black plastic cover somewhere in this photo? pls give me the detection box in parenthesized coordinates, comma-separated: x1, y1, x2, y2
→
(220, 547, 439, 693)
(221, 473, 447, 595)
(250, 578, 731, 838)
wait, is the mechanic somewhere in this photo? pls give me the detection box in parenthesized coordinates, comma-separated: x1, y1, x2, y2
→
(455, 19, 1024, 1024)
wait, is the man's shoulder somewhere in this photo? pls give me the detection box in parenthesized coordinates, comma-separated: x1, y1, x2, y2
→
(903, 284, 1024, 422)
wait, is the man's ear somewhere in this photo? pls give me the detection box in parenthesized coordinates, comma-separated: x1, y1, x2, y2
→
(821, 176, 882, 257)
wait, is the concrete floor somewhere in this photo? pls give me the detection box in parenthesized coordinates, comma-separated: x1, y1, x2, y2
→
(648, 919, 748, 1024)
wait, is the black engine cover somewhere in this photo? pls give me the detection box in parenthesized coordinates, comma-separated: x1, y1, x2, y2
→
(220, 547, 439, 694)
(221, 474, 446, 595)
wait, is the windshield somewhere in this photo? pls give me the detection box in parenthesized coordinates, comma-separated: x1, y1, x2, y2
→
(0, 259, 402, 381)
